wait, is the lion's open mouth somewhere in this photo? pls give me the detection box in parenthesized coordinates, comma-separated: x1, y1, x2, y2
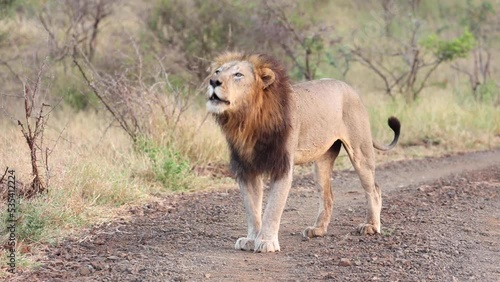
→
(209, 93, 230, 105)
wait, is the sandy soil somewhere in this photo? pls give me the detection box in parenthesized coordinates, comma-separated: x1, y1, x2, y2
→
(8, 150, 500, 281)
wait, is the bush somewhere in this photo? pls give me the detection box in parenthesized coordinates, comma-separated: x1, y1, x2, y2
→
(59, 85, 96, 111)
(421, 29, 476, 61)
(475, 80, 499, 103)
(148, 0, 253, 82)
(1, 198, 49, 243)
(136, 138, 192, 191)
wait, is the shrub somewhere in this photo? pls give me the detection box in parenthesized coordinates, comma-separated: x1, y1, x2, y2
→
(148, 0, 253, 82)
(136, 138, 192, 191)
(421, 29, 476, 61)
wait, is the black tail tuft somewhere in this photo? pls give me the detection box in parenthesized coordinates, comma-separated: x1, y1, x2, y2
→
(373, 116, 401, 151)
(388, 116, 401, 136)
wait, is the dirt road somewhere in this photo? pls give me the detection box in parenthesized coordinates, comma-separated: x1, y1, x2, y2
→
(11, 150, 500, 281)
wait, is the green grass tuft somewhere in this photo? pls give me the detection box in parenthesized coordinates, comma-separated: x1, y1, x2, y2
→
(136, 137, 193, 191)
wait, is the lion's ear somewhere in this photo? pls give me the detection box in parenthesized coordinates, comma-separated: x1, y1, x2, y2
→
(261, 68, 276, 89)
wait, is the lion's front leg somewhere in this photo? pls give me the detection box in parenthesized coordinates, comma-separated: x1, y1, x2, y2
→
(235, 175, 263, 251)
(255, 168, 294, 253)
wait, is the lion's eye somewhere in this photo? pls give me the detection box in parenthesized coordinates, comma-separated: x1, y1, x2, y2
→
(215, 69, 220, 75)
(234, 72, 243, 78)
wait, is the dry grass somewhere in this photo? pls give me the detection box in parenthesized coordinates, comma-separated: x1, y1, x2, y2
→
(367, 90, 499, 151)
(0, 109, 160, 268)
(148, 108, 228, 166)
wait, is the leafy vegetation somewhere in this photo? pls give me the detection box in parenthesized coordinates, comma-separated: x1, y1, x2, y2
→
(422, 29, 476, 61)
(136, 137, 192, 191)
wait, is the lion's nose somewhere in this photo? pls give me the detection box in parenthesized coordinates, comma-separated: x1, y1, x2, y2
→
(210, 79, 222, 88)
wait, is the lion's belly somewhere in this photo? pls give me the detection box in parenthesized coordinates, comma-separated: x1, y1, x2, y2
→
(293, 126, 341, 164)
(291, 79, 353, 164)
(294, 146, 335, 164)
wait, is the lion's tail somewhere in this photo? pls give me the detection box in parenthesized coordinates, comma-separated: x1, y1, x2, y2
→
(373, 116, 401, 151)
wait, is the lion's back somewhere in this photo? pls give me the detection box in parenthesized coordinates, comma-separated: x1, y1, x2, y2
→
(292, 79, 362, 119)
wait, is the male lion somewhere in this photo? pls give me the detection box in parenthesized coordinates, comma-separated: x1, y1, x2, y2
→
(207, 52, 400, 253)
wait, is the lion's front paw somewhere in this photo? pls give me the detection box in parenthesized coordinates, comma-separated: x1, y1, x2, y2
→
(357, 223, 380, 235)
(254, 239, 280, 253)
(302, 226, 327, 238)
(235, 237, 255, 251)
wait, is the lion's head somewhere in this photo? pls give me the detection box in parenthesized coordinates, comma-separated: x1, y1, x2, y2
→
(206, 52, 279, 114)
(207, 52, 292, 180)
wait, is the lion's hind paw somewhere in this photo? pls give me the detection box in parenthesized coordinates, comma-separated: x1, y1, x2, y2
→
(302, 226, 327, 238)
(357, 223, 380, 235)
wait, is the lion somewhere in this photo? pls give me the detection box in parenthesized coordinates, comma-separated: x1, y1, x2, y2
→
(206, 52, 400, 253)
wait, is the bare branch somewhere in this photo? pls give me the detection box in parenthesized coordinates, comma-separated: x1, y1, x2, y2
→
(72, 47, 138, 141)
(0, 167, 8, 184)
(352, 47, 394, 97)
(413, 60, 442, 99)
(73, 37, 195, 143)
(1, 59, 23, 84)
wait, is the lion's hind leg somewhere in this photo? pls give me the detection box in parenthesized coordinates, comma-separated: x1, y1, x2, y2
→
(343, 140, 381, 235)
(303, 140, 342, 238)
